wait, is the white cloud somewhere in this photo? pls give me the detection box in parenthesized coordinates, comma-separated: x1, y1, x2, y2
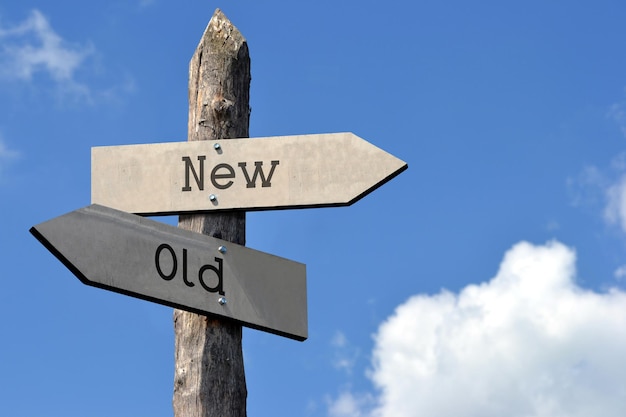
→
(0, 9, 93, 96)
(328, 241, 626, 417)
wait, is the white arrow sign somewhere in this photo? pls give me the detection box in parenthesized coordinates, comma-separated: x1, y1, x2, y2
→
(30, 205, 307, 341)
(91, 132, 407, 215)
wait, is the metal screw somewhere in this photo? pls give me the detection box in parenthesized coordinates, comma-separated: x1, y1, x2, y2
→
(209, 194, 217, 201)
(213, 143, 221, 150)
(218, 297, 227, 305)
(218, 245, 227, 254)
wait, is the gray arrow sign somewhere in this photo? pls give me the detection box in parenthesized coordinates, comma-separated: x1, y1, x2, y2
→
(30, 205, 307, 341)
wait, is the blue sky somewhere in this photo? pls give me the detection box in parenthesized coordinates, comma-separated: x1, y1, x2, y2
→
(2, 1, 626, 416)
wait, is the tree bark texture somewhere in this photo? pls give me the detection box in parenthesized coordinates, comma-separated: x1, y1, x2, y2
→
(173, 9, 250, 417)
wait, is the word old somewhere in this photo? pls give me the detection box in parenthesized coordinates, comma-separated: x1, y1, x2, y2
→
(155, 243, 224, 295)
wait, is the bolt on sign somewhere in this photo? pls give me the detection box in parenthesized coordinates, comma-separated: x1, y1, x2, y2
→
(91, 132, 408, 215)
(30, 205, 308, 341)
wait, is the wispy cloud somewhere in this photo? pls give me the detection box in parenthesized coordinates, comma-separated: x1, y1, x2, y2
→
(567, 151, 626, 237)
(0, 136, 19, 182)
(607, 91, 626, 138)
(0, 138, 18, 158)
(327, 391, 373, 417)
(327, 241, 626, 417)
(331, 331, 361, 375)
(604, 173, 626, 233)
(569, 91, 626, 234)
(0, 9, 94, 99)
(614, 265, 626, 281)
(567, 164, 607, 209)
(608, 103, 626, 138)
(139, 0, 157, 8)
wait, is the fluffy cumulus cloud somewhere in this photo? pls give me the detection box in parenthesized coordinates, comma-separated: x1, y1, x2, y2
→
(329, 241, 626, 417)
(0, 9, 93, 95)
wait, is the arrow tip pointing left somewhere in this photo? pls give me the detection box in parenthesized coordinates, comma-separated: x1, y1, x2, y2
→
(30, 213, 90, 287)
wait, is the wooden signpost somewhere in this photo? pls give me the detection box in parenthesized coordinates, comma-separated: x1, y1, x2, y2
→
(173, 11, 250, 416)
(30, 8, 407, 417)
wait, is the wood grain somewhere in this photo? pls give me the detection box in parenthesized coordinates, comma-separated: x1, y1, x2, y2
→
(173, 9, 250, 417)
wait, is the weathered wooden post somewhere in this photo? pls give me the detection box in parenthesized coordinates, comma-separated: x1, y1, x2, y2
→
(173, 9, 249, 417)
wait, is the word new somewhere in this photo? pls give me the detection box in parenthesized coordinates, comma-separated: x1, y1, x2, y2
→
(155, 243, 224, 295)
(182, 156, 280, 191)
